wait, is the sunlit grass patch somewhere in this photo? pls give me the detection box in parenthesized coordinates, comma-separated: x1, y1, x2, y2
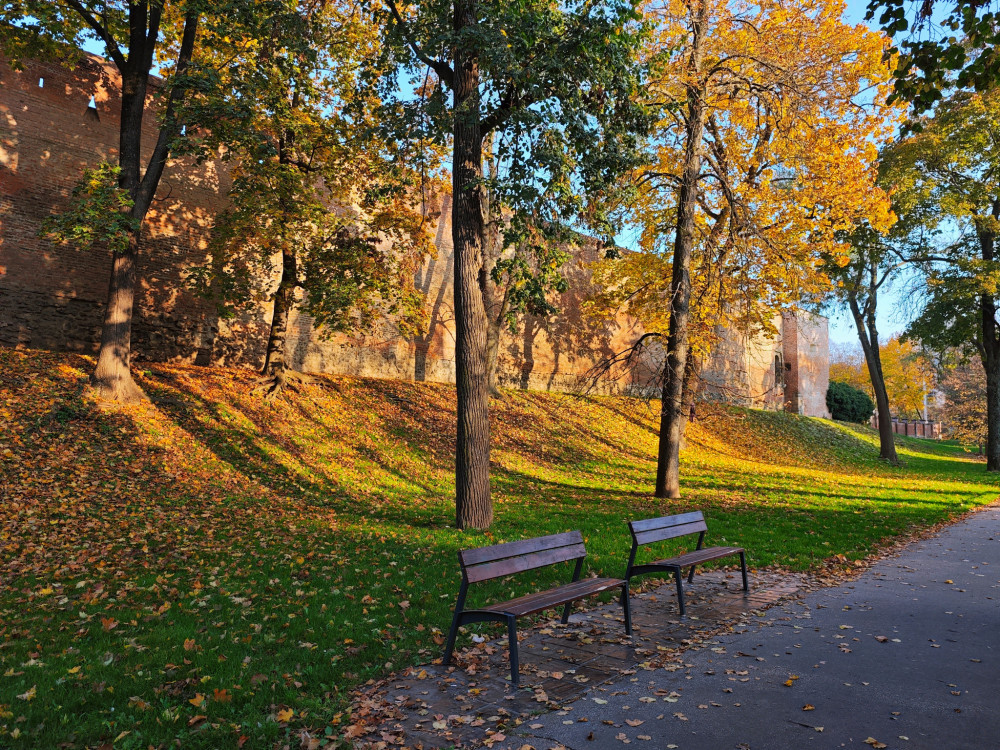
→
(0, 347, 996, 748)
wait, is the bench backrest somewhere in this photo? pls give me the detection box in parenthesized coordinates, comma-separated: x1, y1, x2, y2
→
(629, 511, 707, 547)
(459, 531, 587, 583)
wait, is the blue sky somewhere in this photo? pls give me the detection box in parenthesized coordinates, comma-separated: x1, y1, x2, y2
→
(827, 0, 914, 346)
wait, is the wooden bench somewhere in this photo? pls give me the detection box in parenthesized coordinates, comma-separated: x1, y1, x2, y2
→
(625, 511, 748, 616)
(443, 530, 631, 685)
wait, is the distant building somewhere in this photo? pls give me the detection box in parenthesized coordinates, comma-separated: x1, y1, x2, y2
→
(1, 51, 830, 415)
(701, 311, 832, 418)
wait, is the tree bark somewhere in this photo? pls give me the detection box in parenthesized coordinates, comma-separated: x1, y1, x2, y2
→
(976, 219, 1000, 471)
(655, 0, 708, 499)
(86, 5, 199, 402)
(90, 229, 144, 401)
(678, 353, 702, 446)
(262, 245, 298, 380)
(453, 0, 492, 529)
(849, 294, 898, 464)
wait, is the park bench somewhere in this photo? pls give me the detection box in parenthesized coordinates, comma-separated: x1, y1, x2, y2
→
(443, 530, 632, 685)
(625, 511, 748, 616)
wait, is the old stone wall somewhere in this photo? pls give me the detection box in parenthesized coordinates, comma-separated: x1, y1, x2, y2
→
(1, 51, 825, 409)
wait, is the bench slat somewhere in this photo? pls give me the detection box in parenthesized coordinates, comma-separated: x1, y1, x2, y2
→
(464, 543, 587, 583)
(460, 530, 584, 567)
(650, 546, 744, 569)
(480, 577, 625, 617)
(630, 511, 705, 534)
(632, 519, 708, 546)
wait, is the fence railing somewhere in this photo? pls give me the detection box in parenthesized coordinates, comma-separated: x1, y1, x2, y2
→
(870, 414, 942, 439)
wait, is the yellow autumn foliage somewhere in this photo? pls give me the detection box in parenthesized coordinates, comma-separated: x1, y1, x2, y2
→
(591, 0, 903, 358)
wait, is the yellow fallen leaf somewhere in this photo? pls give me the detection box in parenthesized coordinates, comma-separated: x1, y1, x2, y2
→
(183, 638, 196, 651)
(802, 704, 815, 711)
(67, 666, 81, 674)
(188, 693, 205, 708)
(17, 685, 36, 701)
(276, 708, 294, 722)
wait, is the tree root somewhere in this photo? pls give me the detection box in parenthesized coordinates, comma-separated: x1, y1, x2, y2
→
(252, 369, 315, 401)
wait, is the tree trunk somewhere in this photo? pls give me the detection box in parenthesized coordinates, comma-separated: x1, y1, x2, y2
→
(86, 7, 199, 402)
(849, 295, 898, 464)
(262, 245, 298, 380)
(90, 229, 144, 402)
(655, 0, 708, 499)
(88, 66, 150, 403)
(479, 141, 507, 396)
(453, 0, 492, 529)
(485, 316, 502, 394)
(678, 353, 702, 446)
(977, 220, 1000, 471)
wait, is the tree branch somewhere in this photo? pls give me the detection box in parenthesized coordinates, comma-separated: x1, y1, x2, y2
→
(384, 0, 454, 88)
(135, 10, 199, 209)
(63, 0, 126, 69)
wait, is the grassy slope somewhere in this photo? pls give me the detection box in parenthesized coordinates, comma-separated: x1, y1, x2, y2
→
(1, 348, 996, 749)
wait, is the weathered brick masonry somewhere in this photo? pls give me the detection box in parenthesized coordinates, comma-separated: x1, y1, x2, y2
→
(0, 51, 829, 414)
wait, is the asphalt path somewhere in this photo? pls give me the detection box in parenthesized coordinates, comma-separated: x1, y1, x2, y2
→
(515, 506, 1000, 750)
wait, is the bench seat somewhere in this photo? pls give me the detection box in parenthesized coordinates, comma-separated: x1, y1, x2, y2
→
(626, 512, 748, 616)
(444, 531, 631, 685)
(645, 545, 745, 571)
(477, 576, 627, 617)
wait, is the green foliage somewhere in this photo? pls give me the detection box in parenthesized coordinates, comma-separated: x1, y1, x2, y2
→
(867, 0, 1000, 111)
(40, 162, 137, 254)
(827, 381, 875, 423)
(185, 0, 431, 339)
(379, 0, 651, 249)
(884, 88, 1000, 354)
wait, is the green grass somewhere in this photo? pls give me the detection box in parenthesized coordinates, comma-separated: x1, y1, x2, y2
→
(0, 348, 996, 749)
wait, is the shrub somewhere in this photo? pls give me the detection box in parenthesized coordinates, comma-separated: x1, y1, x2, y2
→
(827, 381, 874, 423)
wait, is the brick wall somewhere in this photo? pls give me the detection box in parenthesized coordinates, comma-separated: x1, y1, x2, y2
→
(1, 51, 826, 408)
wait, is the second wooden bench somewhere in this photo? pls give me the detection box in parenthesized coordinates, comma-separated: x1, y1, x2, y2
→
(443, 530, 632, 684)
(625, 511, 748, 616)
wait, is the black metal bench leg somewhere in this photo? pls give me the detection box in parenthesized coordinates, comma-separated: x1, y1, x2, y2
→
(674, 568, 686, 617)
(740, 551, 749, 592)
(621, 583, 632, 636)
(443, 580, 468, 666)
(507, 616, 520, 686)
(442, 610, 462, 666)
(687, 564, 697, 584)
(560, 601, 573, 624)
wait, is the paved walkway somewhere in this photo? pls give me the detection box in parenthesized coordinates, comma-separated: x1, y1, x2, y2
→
(352, 506, 999, 749)
(515, 506, 1000, 750)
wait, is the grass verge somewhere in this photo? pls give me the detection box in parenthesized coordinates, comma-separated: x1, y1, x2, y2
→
(1, 348, 996, 748)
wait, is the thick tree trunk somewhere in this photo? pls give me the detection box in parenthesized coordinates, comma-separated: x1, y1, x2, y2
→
(87, 7, 199, 402)
(262, 246, 298, 379)
(977, 220, 1000, 471)
(655, 0, 707, 499)
(90, 230, 144, 402)
(982, 328, 1000, 471)
(849, 295, 898, 464)
(89, 68, 150, 403)
(453, 0, 492, 529)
